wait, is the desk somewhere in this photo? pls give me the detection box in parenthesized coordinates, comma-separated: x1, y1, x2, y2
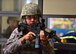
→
(54, 43, 76, 54)
(0, 39, 76, 54)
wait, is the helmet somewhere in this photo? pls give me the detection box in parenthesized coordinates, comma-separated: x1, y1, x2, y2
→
(7, 17, 19, 24)
(20, 3, 42, 19)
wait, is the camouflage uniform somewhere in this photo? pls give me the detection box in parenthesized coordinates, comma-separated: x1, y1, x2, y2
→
(3, 3, 55, 54)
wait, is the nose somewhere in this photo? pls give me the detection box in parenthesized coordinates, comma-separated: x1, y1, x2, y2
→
(31, 18, 34, 21)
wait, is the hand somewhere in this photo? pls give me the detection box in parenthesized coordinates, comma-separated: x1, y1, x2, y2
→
(19, 31, 36, 43)
(40, 30, 48, 44)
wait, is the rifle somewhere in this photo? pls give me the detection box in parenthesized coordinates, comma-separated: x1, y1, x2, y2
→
(18, 19, 61, 54)
(18, 21, 43, 54)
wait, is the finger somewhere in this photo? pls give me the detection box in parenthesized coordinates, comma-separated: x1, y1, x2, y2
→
(40, 30, 45, 36)
(29, 32, 36, 36)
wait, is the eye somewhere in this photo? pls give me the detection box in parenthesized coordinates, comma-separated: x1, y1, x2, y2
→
(26, 16, 38, 20)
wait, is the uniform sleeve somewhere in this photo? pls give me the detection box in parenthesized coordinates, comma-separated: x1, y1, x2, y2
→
(3, 28, 22, 54)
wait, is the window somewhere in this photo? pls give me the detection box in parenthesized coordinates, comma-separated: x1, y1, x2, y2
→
(44, 15, 76, 36)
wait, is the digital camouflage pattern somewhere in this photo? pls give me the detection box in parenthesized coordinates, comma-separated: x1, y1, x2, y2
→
(20, 3, 42, 18)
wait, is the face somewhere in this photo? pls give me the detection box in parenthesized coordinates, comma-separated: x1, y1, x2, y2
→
(23, 15, 38, 26)
(9, 20, 19, 28)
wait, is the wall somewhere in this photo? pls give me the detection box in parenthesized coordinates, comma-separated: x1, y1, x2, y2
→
(1, 16, 8, 33)
(43, 0, 76, 15)
(2, 0, 14, 11)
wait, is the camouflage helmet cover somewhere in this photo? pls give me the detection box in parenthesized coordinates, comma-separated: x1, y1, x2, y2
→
(20, 3, 42, 18)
